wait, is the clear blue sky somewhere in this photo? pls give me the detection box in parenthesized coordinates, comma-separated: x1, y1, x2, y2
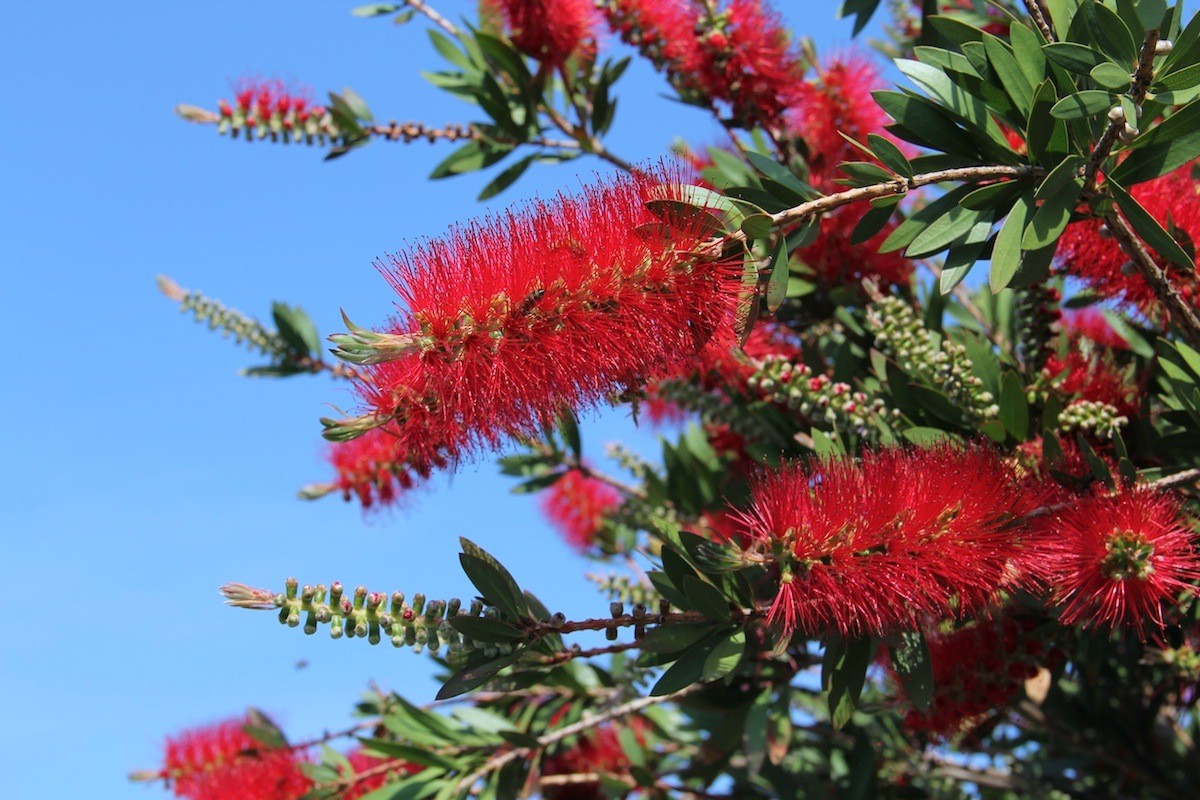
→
(1, 3, 872, 797)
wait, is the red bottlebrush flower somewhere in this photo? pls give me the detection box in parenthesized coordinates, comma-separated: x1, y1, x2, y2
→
(483, 0, 597, 66)
(326, 420, 452, 510)
(896, 616, 1044, 738)
(1057, 166, 1200, 314)
(341, 749, 420, 800)
(354, 166, 739, 461)
(786, 52, 891, 188)
(542, 721, 647, 800)
(734, 444, 1046, 638)
(540, 467, 623, 549)
(1061, 308, 1129, 350)
(1043, 311, 1138, 417)
(224, 77, 318, 128)
(161, 717, 310, 800)
(1039, 489, 1200, 637)
(794, 203, 913, 291)
(601, 0, 803, 131)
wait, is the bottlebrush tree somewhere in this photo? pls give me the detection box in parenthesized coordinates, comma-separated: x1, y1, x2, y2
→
(143, 0, 1200, 797)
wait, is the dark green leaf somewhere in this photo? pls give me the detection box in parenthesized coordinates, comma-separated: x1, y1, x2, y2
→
(358, 739, 458, 771)
(824, 635, 873, 729)
(889, 632, 934, 713)
(939, 217, 993, 294)
(650, 631, 726, 695)
(1091, 61, 1133, 91)
(766, 235, 788, 314)
(983, 33, 1033, 113)
(990, 192, 1034, 291)
(999, 370, 1029, 439)
(906, 204, 992, 258)
(702, 629, 746, 681)
(1043, 42, 1111, 74)
(1027, 80, 1070, 162)
(638, 622, 717, 653)
(1050, 90, 1116, 119)
(477, 154, 535, 200)
(868, 133, 913, 177)
(880, 184, 975, 254)
(681, 575, 732, 620)
(244, 708, 288, 749)
(427, 29, 474, 71)
(436, 650, 523, 700)
(448, 616, 525, 642)
(351, 4, 401, 17)
(1109, 180, 1196, 269)
(850, 202, 897, 245)
(740, 212, 773, 239)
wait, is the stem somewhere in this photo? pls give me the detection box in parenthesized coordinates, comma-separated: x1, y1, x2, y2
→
(403, 0, 458, 36)
(1083, 29, 1159, 195)
(1023, 0, 1056, 42)
(540, 102, 636, 173)
(1104, 211, 1200, 351)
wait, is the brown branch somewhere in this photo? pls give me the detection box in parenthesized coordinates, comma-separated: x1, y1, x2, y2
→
(1023, 0, 1056, 42)
(1083, 29, 1159, 194)
(403, 0, 459, 36)
(1104, 211, 1200, 351)
(534, 640, 642, 665)
(539, 103, 636, 173)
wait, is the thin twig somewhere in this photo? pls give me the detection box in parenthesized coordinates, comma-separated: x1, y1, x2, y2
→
(1023, 0, 1056, 42)
(1104, 211, 1200, 351)
(403, 0, 458, 36)
(1083, 29, 1159, 194)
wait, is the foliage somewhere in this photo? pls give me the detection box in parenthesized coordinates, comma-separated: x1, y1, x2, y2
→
(145, 1, 1200, 798)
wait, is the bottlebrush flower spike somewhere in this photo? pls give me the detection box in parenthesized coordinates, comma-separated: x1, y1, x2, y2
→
(1043, 310, 1138, 418)
(158, 716, 310, 800)
(322, 421, 453, 509)
(786, 52, 891, 188)
(1039, 489, 1200, 637)
(542, 720, 648, 800)
(734, 444, 1046, 638)
(540, 467, 623, 549)
(1057, 166, 1200, 315)
(483, 0, 598, 66)
(333, 166, 740, 461)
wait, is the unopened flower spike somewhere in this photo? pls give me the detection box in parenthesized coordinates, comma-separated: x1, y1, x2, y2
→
(328, 309, 432, 366)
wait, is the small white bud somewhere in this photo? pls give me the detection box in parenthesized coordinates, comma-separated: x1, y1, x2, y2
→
(1156, 40, 1174, 56)
(1108, 105, 1126, 123)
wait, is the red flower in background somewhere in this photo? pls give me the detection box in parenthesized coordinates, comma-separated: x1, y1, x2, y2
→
(897, 616, 1044, 738)
(540, 467, 623, 549)
(1043, 309, 1138, 417)
(225, 77, 321, 126)
(786, 53, 891, 187)
(1057, 166, 1200, 314)
(735, 445, 1045, 638)
(357, 166, 739, 460)
(484, 0, 597, 66)
(326, 421, 451, 509)
(543, 720, 647, 800)
(341, 749, 420, 800)
(794, 204, 913, 291)
(601, 0, 803, 131)
(160, 717, 310, 800)
(1039, 489, 1200, 636)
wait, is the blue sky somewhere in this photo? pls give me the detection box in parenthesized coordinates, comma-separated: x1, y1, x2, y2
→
(1, 3, 873, 797)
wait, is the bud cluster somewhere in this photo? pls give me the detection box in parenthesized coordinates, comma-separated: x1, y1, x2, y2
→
(213, 79, 341, 144)
(866, 295, 999, 424)
(158, 276, 288, 358)
(746, 355, 894, 439)
(1056, 399, 1128, 438)
(262, 579, 496, 657)
(1014, 284, 1062, 373)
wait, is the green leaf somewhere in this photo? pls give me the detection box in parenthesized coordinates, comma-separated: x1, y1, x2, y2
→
(867, 133, 913, 177)
(740, 212, 773, 239)
(272, 304, 320, 356)
(906, 204, 992, 258)
(999, 370, 1029, 439)
(960, 180, 1027, 211)
(358, 739, 458, 771)
(244, 708, 288, 749)
(839, 0, 884, 36)
(766, 236, 789, 314)
(429, 141, 512, 179)
(557, 411, 582, 459)
(839, 160, 896, 184)
(650, 631, 726, 695)
(459, 537, 528, 618)
(880, 184, 975, 254)
(1136, 0, 1168, 32)
(448, 616, 526, 643)
(939, 218, 993, 293)
(744, 151, 818, 201)
(990, 192, 1034, 291)
(823, 635, 873, 729)
(702, 629, 746, 681)
(889, 631, 934, 713)
(1084, 1, 1138, 64)
(901, 426, 955, 445)
(427, 29, 474, 71)
(850, 202, 896, 244)
(1109, 100, 1200, 185)
(351, 3, 401, 17)
(476, 154, 535, 200)
(983, 33, 1033, 113)
(1163, 3, 1200, 76)
(638, 622, 717, 654)
(436, 650, 523, 700)
(1043, 42, 1111, 74)
(1109, 180, 1196, 270)
(1027, 80, 1069, 162)
(1050, 90, 1116, 119)
(1091, 61, 1133, 91)
(681, 575, 732, 620)
(1010, 22, 1047, 86)
(1022, 156, 1085, 250)
(873, 91, 988, 160)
